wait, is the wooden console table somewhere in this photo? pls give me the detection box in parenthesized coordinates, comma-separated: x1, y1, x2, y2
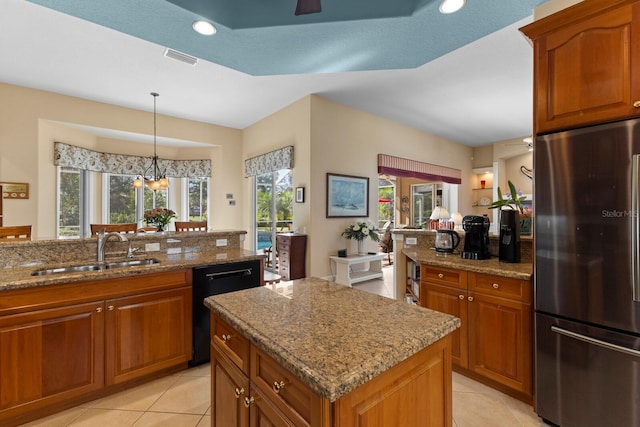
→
(329, 253, 385, 287)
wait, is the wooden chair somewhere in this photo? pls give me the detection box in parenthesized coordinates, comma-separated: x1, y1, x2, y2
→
(90, 223, 137, 236)
(175, 221, 207, 232)
(0, 225, 32, 240)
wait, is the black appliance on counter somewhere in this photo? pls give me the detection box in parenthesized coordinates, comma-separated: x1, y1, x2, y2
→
(535, 118, 640, 427)
(460, 215, 491, 260)
(498, 210, 520, 263)
(191, 259, 260, 366)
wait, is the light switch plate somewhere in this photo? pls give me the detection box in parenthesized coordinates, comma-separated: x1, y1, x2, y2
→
(216, 238, 228, 247)
(405, 237, 417, 245)
(167, 247, 182, 254)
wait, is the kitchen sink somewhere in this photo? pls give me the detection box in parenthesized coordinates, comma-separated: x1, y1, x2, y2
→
(31, 258, 161, 276)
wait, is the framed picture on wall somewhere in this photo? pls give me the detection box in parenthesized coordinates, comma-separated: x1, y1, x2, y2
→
(326, 173, 369, 218)
(295, 187, 305, 203)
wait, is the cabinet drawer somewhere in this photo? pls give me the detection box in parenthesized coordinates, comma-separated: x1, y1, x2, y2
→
(469, 273, 531, 303)
(276, 237, 291, 251)
(212, 316, 249, 374)
(279, 251, 290, 265)
(421, 266, 466, 289)
(251, 347, 313, 425)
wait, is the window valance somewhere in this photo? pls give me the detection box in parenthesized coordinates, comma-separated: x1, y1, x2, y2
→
(244, 146, 294, 177)
(378, 154, 462, 184)
(54, 142, 211, 177)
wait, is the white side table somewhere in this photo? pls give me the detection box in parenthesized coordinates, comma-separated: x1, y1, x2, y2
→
(329, 253, 385, 287)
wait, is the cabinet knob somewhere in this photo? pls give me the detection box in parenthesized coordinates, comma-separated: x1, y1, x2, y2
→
(459, 295, 465, 300)
(96, 307, 103, 313)
(273, 380, 285, 393)
(221, 334, 232, 342)
(108, 305, 115, 311)
(244, 396, 255, 408)
(492, 283, 499, 289)
(438, 273, 444, 279)
(634, 101, 640, 108)
(468, 296, 474, 302)
(234, 387, 244, 398)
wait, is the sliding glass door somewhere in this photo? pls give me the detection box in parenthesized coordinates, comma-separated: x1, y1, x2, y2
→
(255, 169, 292, 270)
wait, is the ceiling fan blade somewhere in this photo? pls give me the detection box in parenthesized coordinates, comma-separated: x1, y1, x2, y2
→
(295, 0, 321, 15)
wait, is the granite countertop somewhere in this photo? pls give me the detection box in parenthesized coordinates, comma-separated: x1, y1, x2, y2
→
(205, 278, 460, 402)
(0, 248, 264, 292)
(403, 248, 532, 280)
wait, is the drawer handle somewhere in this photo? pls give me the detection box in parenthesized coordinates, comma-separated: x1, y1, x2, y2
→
(459, 294, 465, 300)
(108, 305, 115, 311)
(96, 307, 103, 313)
(244, 396, 255, 408)
(234, 387, 244, 398)
(492, 283, 499, 289)
(438, 273, 444, 278)
(468, 296, 474, 302)
(634, 101, 640, 108)
(221, 334, 232, 342)
(273, 380, 285, 393)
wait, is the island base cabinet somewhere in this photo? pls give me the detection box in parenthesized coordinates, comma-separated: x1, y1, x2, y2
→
(334, 335, 452, 427)
(211, 345, 249, 427)
(0, 301, 105, 425)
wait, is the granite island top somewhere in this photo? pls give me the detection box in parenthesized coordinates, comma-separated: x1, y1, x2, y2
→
(0, 247, 264, 292)
(403, 248, 532, 280)
(205, 277, 461, 402)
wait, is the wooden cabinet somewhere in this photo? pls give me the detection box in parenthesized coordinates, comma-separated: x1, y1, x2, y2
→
(211, 313, 452, 427)
(105, 286, 192, 385)
(0, 269, 192, 427)
(421, 266, 532, 402)
(277, 233, 307, 281)
(0, 301, 104, 423)
(521, 0, 640, 133)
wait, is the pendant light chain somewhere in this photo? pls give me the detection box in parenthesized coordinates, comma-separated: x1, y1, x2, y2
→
(133, 92, 168, 191)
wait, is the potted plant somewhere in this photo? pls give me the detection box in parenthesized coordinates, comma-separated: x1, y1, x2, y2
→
(342, 220, 380, 255)
(488, 181, 532, 236)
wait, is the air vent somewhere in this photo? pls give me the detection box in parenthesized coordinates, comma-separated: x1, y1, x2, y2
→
(164, 48, 198, 66)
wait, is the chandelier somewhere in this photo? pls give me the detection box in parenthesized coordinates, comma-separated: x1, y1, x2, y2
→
(133, 92, 169, 191)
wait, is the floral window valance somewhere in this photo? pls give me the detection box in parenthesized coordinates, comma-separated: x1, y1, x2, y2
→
(54, 142, 211, 177)
(377, 154, 461, 184)
(244, 146, 294, 177)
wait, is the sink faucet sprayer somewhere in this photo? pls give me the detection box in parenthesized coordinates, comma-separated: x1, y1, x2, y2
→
(97, 229, 128, 263)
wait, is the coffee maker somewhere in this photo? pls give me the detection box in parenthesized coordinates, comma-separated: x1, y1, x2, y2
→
(498, 210, 520, 263)
(461, 215, 491, 260)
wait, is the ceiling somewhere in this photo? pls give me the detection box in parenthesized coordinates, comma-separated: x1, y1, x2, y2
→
(0, 0, 546, 147)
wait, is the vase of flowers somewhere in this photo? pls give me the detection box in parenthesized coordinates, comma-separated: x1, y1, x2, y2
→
(143, 208, 176, 232)
(342, 220, 380, 255)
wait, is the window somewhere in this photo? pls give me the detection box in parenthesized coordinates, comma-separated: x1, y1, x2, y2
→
(57, 167, 87, 238)
(378, 176, 395, 229)
(188, 178, 208, 221)
(255, 169, 292, 270)
(108, 174, 138, 223)
(411, 183, 442, 227)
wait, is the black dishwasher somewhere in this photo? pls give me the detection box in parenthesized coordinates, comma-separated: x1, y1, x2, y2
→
(191, 259, 261, 366)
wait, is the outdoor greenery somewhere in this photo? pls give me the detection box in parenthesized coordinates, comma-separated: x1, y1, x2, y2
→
(256, 170, 293, 232)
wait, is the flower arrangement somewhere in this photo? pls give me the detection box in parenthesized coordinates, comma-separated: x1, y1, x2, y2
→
(144, 208, 176, 231)
(342, 220, 380, 242)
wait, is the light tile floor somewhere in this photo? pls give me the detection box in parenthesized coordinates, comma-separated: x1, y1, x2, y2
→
(23, 265, 545, 427)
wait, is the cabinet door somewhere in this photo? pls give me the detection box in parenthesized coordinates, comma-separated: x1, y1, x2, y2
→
(0, 301, 104, 421)
(105, 287, 192, 385)
(421, 283, 468, 367)
(212, 345, 249, 427)
(467, 292, 532, 395)
(529, 2, 640, 132)
(250, 385, 297, 427)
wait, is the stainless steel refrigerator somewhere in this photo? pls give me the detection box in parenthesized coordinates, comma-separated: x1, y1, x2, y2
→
(535, 118, 640, 427)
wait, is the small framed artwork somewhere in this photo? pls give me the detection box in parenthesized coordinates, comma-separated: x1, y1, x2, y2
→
(295, 187, 305, 203)
(326, 173, 369, 218)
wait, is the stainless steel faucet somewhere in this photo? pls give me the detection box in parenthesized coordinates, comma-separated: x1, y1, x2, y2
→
(97, 229, 128, 263)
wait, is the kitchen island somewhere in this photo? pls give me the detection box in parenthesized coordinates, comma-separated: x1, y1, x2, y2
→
(206, 277, 460, 426)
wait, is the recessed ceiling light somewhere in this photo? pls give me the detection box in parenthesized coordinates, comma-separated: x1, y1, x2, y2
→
(439, 0, 465, 14)
(192, 20, 216, 36)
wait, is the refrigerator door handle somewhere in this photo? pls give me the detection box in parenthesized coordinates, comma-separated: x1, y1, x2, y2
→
(551, 326, 640, 358)
(633, 154, 640, 302)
